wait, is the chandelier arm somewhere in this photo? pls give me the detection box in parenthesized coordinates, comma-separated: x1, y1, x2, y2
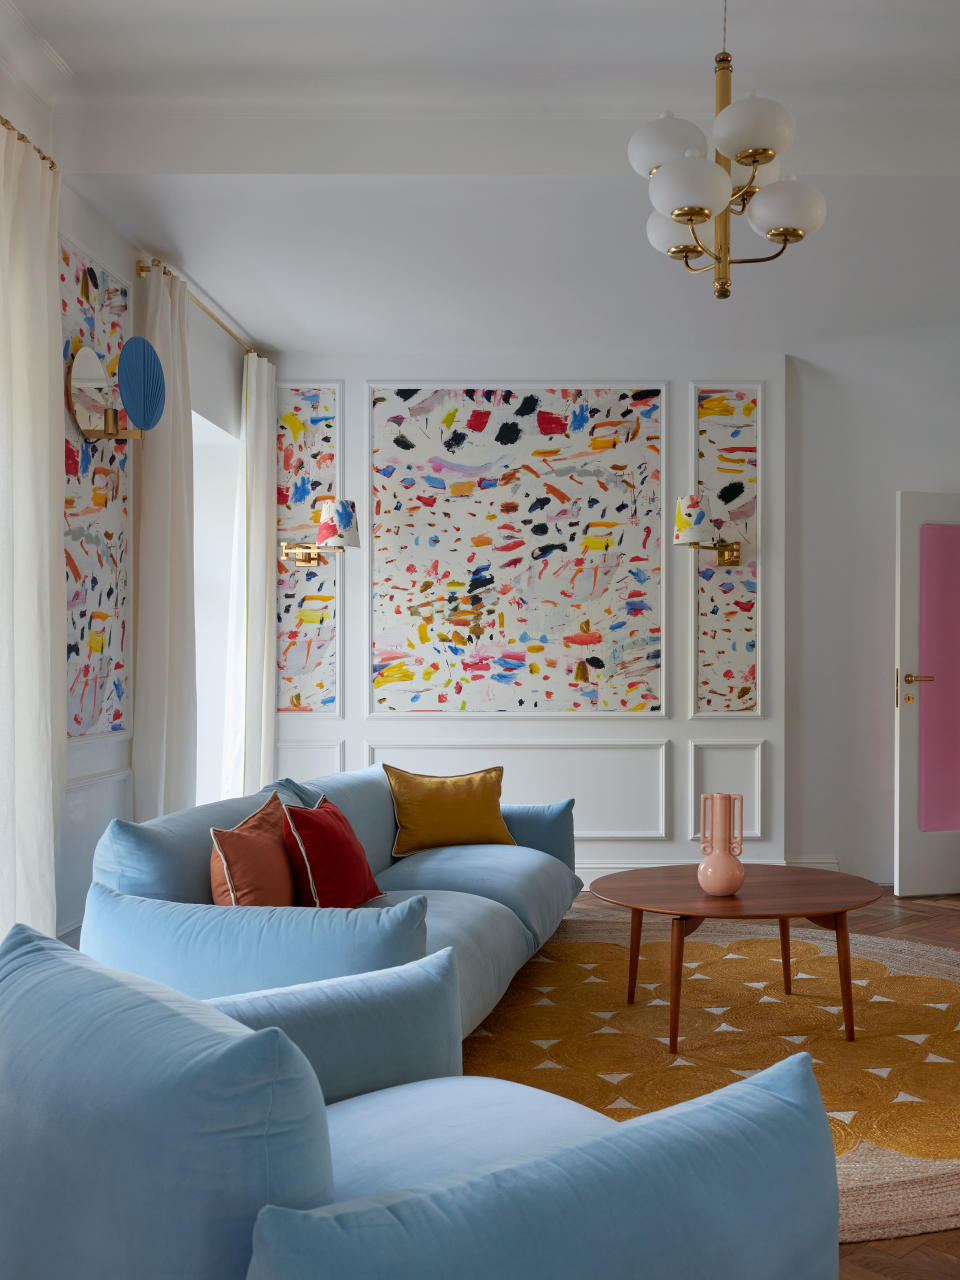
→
(682, 256, 716, 274)
(728, 242, 789, 266)
(729, 163, 760, 203)
(688, 221, 720, 262)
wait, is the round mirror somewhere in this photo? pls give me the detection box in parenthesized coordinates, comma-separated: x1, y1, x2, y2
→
(67, 347, 111, 434)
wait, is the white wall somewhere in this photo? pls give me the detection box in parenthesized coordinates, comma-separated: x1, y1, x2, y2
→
(786, 324, 960, 883)
(275, 351, 788, 884)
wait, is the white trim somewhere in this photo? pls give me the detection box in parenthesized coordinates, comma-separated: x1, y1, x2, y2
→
(0, 0, 71, 104)
(275, 380, 345, 720)
(686, 381, 763, 719)
(63, 766, 132, 793)
(274, 737, 347, 775)
(688, 740, 765, 841)
(365, 380, 668, 720)
(365, 738, 669, 840)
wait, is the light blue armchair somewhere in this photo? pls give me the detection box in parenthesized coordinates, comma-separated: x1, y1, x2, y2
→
(0, 925, 840, 1280)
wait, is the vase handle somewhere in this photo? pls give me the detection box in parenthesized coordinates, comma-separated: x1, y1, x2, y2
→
(731, 794, 743, 857)
(700, 793, 711, 857)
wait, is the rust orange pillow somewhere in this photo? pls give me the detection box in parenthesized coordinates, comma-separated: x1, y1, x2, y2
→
(383, 764, 516, 857)
(281, 799, 383, 908)
(210, 792, 296, 907)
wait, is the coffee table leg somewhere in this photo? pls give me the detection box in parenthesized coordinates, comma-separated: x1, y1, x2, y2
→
(669, 916, 685, 1054)
(835, 912, 855, 1042)
(627, 909, 643, 1005)
(778, 917, 792, 995)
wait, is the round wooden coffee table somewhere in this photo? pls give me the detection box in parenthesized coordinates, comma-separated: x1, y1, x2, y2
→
(590, 864, 882, 1053)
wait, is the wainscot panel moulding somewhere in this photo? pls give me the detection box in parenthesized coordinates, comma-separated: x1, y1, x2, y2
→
(691, 385, 760, 714)
(275, 383, 343, 715)
(60, 237, 132, 739)
(370, 385, 664, 715)
(365, 740, 669, 841)
(689, 740, 764, 841)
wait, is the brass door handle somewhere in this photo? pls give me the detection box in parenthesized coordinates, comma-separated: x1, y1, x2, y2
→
(904, 674, 935, 684)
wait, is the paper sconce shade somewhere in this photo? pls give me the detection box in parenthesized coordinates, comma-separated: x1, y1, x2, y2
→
(674, 493, 717, 545)
(117, 337, 166, 431)
(315, 498, 360, 549)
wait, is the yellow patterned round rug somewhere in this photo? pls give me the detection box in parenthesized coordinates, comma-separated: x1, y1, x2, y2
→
(463, 920, 960, 1243)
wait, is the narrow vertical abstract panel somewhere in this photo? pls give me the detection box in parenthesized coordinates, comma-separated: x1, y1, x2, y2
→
(60, 238, 130, 736)
(695, 386, 759, 713)
(276, 385, 338, 712)
(371, 386, 662, 713)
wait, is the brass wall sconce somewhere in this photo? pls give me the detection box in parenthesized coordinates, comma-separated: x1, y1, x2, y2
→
(673, 493, 742, 567)
(280, 498, 360, 568)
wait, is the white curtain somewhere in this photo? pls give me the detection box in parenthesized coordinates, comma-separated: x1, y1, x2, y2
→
(132, 266, 197, 820)
(222, 354, 278, 797)
(0, 133, 63, 936)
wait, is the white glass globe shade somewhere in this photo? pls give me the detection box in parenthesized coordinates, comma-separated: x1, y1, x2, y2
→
(646, 210, 711, 255)
(628, 112, 708, 177)
(731, 153, 780, 190)
(746, 179, 826, 238)
(712, 95, 795, 160)
(649, 155, 733, 220)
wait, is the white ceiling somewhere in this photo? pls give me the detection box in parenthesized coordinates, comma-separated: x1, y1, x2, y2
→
(13, 0, 960, 117)
(65, 171, 959, 355)
(13, 0, 958, 353)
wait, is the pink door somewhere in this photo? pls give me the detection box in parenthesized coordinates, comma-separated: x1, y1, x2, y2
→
(895, 492, 960, 895)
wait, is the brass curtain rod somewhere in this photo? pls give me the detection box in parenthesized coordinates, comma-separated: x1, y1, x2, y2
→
(0, 113, 57, 171)
(136, 257, 256, 355)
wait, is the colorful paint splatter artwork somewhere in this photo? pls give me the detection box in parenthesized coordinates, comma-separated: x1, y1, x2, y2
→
(60, 239, 130, 736)
(695, 387, 759, 713)
(276, 385, 338, 712)
(371, 386, 662, 713)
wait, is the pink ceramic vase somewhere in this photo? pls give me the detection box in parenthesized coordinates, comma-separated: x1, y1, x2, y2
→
(698, 792, 744, 896)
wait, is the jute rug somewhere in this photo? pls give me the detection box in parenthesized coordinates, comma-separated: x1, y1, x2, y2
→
(463, 906, 960, 1243)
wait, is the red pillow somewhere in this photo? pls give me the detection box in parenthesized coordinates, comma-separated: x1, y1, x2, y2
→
(281, 799, 383, 908)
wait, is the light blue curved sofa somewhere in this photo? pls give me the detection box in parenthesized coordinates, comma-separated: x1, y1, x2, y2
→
(0, 925, 840, 1280)
(80, 764, 582, 1032)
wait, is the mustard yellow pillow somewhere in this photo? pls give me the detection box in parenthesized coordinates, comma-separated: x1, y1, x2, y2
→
(383, 764, 516, 858)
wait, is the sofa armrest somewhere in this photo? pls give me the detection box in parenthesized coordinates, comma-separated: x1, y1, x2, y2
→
(79, 881, 428, 1000)
(501, 799, 576, 872)
(245, 1054, 838, 1280)
(209, 949, 462, 1104)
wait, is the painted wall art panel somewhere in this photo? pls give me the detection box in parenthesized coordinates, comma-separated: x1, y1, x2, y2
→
(276, 384, 339, 712)
(371, 386, 662, 713)
(60, 238, 131, 736)
(695, 386, 759, 713)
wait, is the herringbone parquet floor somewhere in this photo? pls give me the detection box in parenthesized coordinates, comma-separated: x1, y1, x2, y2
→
(837, 890, 960, 1278)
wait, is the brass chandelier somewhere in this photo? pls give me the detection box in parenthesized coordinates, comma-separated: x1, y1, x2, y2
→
(628, 2, 825, 299)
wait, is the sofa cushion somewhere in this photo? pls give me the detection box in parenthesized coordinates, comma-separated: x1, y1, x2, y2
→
(93, 780, 308, 904)
(247, 1055, 839, 1280)
(326, 1075, 615, 1201)
(289, 764, 398, 876)
(377, 844, 582, 948)
(368, 889, 535, 1034)
(211, 791, 298, 907)
(281, 800, 382, 908)
(0, 925, 332, 1280)
(383, 763, 516, 857)
(501, 798, 576, 872)
(80, 881, 428, 999)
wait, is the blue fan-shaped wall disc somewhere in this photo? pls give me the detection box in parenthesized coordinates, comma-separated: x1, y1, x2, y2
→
(118, 337, 166, 432)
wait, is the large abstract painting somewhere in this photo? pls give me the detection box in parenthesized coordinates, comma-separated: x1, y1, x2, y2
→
(695, 386, 759, 713)
(60, 238, 131, 736)
(371, 386, 662, 713)
(276, 384, 339, 712)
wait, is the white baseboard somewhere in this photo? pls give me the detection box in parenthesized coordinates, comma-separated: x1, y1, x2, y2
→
(575, 856, 842, 888)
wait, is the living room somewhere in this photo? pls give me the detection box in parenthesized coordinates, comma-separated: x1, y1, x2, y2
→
(1, 1, 959, 1276)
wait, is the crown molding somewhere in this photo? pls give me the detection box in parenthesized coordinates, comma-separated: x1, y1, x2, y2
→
(0, 0, 71, 105)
